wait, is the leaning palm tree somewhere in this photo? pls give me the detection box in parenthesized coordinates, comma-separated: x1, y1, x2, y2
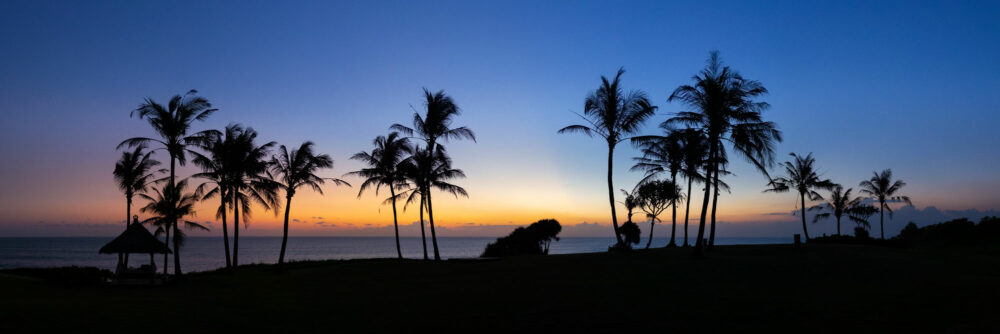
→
(666, 51, 781, 256)
(677, 129, 708, 247)
(399, 156, 430, 260)
(809, 185, 873, 236)
(113, 145, 161, 228)
(392, 90, 475, 260)
(765, 153, 835, 241)
(399, 145, 467, 260)
(119, 90, 218, 268)
(858, 169, 912, 239)
(229, 126, 280, 266)
(191, 124, 242, 268)
(559, 68, 657, 246)
(348, 132, 411, 259)
(139, 178, 209, 276)
(632, 128, 685, 247)
(636, 180, 680, 249)
(272, 142, 349, 264)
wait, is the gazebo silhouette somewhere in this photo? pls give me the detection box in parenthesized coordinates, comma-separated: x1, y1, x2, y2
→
(99, 217, 171, 279)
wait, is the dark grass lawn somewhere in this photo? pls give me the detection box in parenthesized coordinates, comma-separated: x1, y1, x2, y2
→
(2, 244, 999, 333)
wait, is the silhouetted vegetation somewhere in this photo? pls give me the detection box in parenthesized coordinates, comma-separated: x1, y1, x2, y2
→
(859, 169, 912, 239)
(349, 132, 412, 259)
(0, 266, 113, 286)
(481, 219, 562, 257)
(765, 153, 835, 241)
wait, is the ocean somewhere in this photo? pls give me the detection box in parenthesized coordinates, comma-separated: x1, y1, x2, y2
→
(0, 236, 791, 272)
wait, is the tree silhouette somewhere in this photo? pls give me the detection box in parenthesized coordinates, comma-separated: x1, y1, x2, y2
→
(636, 180, 680, 249)
(138, 178, 208, 276)
(632, 128, 685, 247)
(119, 90, 218, 272)
(348, 132, 411, 259)
(191, 125, 241, 268)
(392, 89, 475, 260)
(228, 126, 280, 266)
(272, 142, 348, 264)
(859, 169, 912, 239)
(620, 188, 640, 227)
(765, 153, 835, 241)
(809, 185, 874, 236)
(399, 146, 467, 260)
(113, 145, 161, 229)
(666, 52, 781, 256)
(559, 68, 657, 246)
(677, 129, 708, 247)
(482, 219, 562, 257)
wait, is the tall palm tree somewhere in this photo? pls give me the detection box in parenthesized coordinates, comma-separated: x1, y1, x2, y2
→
(859, 169, 912, 239)
(399, 145, 468, 260)
(191, 124, 245, 268)
(765, 153, 835, 241)
(809, 185, 874, 236)
(138, 178, 209, 276)
(666, 52, 781, 256)
(636, 180, 680, 249)
(677, 129, 708, 247)
(272, 142, 348, 264)
(119, 90, 218, 271)
(559, 68, 657, 246)
(348, 132, 411, 259)
(400, 159, 429, 260)
(229, 126, 280, 266)
(113, 145, 161, 228)
(391, 89, 475, 260)
(632, 128, 685, 247)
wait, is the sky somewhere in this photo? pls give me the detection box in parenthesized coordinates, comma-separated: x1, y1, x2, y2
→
(1, 0, 998, 238)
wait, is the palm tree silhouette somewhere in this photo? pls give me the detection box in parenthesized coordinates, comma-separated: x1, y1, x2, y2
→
(391, 89, 475, 260)
(113, 145, 161, 229)
(229, 126, 280, 266)
(677, 129, 708, 247)
(348, 132, 412, 259)
(859, 169, 912, 239)
(138, 178, 209, 276)
(809, 185, 873, 236)
(399, 145, 468, 260)
(765, 153, 835, 241)
(632, 128, 685, 247)
(558, 68, 657, 246)
(119, 90, 218, 272)
(191, 125, 239, 268)
(272, 142, 349, 264)
(636, 180, 680, 249)
(666, 52, 781, 256)
(620, 188, 640, 227)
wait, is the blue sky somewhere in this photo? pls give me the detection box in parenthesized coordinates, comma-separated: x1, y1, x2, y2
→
(1, 0, 998, 237)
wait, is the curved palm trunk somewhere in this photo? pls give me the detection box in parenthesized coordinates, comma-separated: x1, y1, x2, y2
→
(835, 215, 841, 236)
(879, 202, 885, 239)
(607, 144, 623, 245)
(419, 196, 428, 260)
(427, 189, 441, 261)
(693, 140, 718, 257)
(124, 196, 131, 266)
(221, 195, 231, 268)
(162, 228, 170, 275)
(683, 177, 693, 247)
(668, 173, 678, 247)
(708, 170, 719, 250)
(167, 156, 176, 275)
(645, 217, 655, 249)
(279, 195, 293, 264)
(173, 222, 182, 276)
(233, 196, 240, 267)
(390, 187, 402, 259)
(800, 193, 810, 241)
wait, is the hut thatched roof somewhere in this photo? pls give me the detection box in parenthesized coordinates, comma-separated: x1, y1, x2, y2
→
(99, 223, 171, 254)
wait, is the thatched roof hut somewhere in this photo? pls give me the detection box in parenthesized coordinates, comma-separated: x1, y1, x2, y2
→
(99, 223, 171, 255)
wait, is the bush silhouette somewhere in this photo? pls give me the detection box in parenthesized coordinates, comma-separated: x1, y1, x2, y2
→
(481, 219, 562, 257)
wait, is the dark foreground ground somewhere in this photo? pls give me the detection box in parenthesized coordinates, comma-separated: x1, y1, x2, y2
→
(2, 244, 999, 333)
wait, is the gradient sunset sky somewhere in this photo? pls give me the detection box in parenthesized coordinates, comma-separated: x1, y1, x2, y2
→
(1, 0, 998, 237)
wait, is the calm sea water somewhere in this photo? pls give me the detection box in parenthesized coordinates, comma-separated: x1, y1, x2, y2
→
(0, 236, 790, 272)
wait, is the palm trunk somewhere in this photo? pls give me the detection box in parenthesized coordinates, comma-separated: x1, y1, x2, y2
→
(879, 202, 885, 239)
(607, 144, 623, 245)
(708, 150, 720, 250)
(427, 188, 441, 261)
(419, 196, 428, 260)
(800, 193, 810, 241)
(124, 196, 131, 266)
(683, 177, 693, 247)
(168, 156, 176, 275)
(390, 187, 402, 259)
(693, 139, 717, 257)
(836, 215, 841, 236)
(645, 217, 655, 249)
(162, 227, 170, 275)
(668, 172, 677, 247)
(279, 194, 293, 264)
(173, 222, 181, 276)
(221, 195, 231, 268)
(233, 196, 240, 267)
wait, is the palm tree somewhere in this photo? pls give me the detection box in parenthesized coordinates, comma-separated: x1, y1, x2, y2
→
(636, 180, 680, 249)
(859, 169, 912, 239)
(119, 90, 218, 272)
(191, 125, 244, 268)
(809, 185, 874, 236)
(399, 145, 468, 260)
(677, 129, 708, 247)
(138, 178, 209, 276)
(348, 132, 411, 259)
(113, 145, 161, 228)
(391, 89, 475, 260)
(272, 142, 349, 264)
(559, 68, 657, 246)
(765, 153, 835, 241)
(229, 126, 280, 266)
(666, 52, 781, 256)
(632, 128, 685, 247)
(620, 188, 640, 227)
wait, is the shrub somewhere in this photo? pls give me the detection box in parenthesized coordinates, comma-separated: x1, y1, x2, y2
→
(481, 219, 562, 257)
